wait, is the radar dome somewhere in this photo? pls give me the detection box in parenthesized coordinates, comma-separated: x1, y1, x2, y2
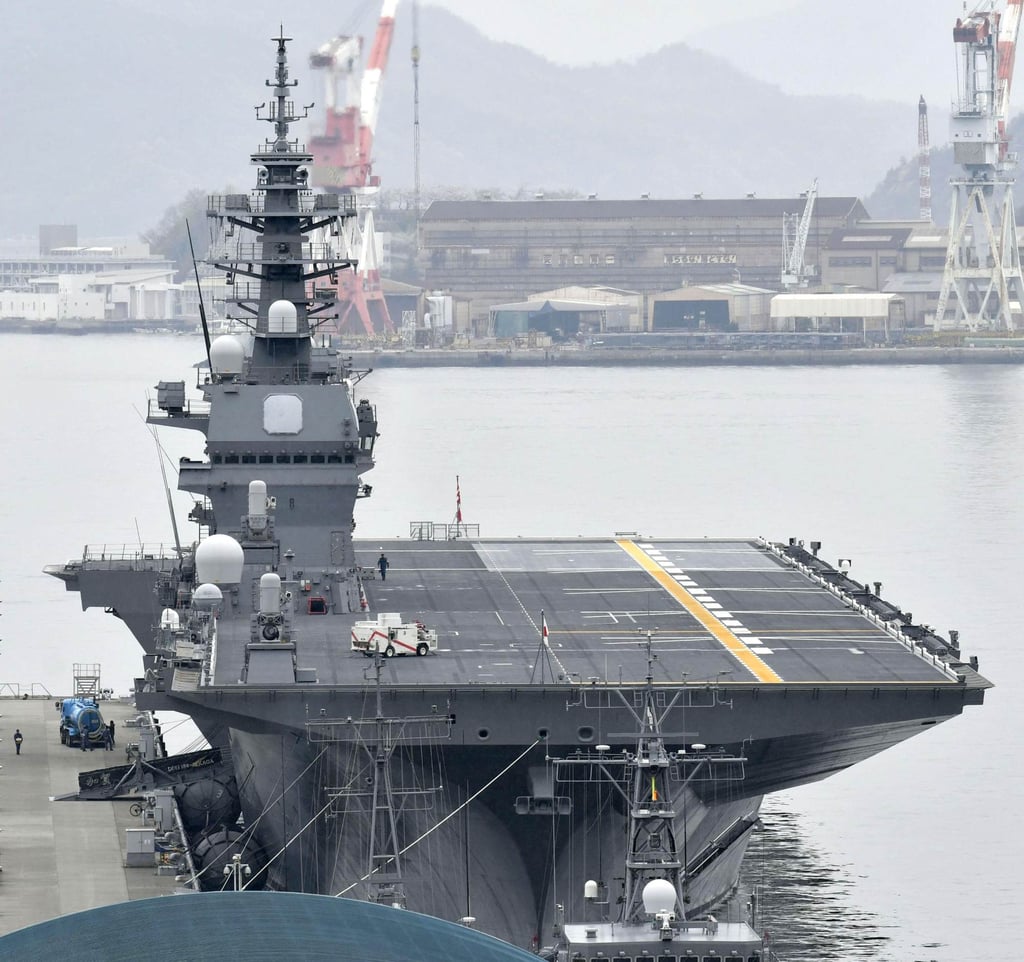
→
(248, 480, 268, 516)
(193, 583, 224, 610)
(641, 879, 676, 916)
(195, 535, 244, 585)
(260, 572, 282, 614)
(268, 299, 298, 333)
(210, 335, 245, 376)
(160, 608, 180, 629)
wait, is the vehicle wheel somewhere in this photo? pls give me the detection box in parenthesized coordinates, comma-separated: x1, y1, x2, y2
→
(416, 643, 429, 656)
(384, 645, 395, 658)
(60, 728, 67, 744)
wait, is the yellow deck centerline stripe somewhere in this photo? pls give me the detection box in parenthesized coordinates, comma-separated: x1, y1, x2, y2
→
(616, 540, 783, 683)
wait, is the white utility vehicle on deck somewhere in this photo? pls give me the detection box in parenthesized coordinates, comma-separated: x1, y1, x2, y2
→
(351, 612, 438, 657)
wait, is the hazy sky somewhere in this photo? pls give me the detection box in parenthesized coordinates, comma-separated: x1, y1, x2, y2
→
(426, 0, 968, 106)
(428, 0, 803, 64)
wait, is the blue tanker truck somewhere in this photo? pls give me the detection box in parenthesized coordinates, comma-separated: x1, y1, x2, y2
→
(59, 697, 106, 749)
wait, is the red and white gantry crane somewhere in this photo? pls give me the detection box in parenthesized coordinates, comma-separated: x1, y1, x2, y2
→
(935, 0, 1024, 330)
(309, 0, 398, 336)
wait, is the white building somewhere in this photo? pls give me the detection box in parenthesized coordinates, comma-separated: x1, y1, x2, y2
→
(770, 292, 906, 342)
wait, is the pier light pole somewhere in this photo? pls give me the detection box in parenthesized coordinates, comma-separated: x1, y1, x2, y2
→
(224, 852, 251, 891)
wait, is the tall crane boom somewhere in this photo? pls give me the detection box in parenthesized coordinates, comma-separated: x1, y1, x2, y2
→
(918, 96, 932, 222)
(997, 0, 1023, 157)
(781, 179, 818, 289)
(308, 1, 398, 339)
(310, 0, 398, 192)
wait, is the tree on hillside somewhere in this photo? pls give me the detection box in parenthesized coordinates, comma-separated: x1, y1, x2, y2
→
(142, 188, 221, 280)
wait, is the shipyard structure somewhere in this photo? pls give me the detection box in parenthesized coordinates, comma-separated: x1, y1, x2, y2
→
(413, 197, 952, 340)
(0, 202, 955, 341)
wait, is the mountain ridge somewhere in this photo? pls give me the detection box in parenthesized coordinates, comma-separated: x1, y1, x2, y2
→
(0, 1, 920, 237)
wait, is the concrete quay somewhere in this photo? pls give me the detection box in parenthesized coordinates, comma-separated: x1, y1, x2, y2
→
(0, 697, 179, 936)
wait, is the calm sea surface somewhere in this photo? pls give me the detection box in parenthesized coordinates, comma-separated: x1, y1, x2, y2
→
(0, 334, 1018, 959)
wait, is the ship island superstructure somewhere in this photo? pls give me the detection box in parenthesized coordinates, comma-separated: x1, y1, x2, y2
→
(46, 34, 991, 951)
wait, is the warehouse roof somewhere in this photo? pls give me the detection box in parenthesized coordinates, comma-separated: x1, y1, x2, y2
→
(423, 197, 868, 222)
(827, 226, 914, 250)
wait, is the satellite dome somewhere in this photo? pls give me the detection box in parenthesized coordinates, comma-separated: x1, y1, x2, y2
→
(641, 879, 676, 916)
(193, 583, 224, 611)
(210, 335, 245, 376)
(160, 608, 180, 629)
(268, 299, 298, 333)
(195, 535, 244, 585)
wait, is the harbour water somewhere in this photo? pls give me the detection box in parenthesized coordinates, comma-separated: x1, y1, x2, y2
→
(0, 333, 1017, 959)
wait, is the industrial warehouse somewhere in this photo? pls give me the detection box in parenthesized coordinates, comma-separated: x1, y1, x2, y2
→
(413, 195, 949, 339)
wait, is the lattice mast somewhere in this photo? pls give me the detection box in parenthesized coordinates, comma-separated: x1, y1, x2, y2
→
(206, 32, 360, 355)
(919, 96, 932, 221)
(935, 0, 1024, 330)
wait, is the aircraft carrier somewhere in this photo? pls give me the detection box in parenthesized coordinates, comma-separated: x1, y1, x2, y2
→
(45, 34, 990, 951)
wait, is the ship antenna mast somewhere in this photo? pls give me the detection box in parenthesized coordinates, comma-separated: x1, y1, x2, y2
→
(185, 219, 212, 370)
(616, 629, 688, 924)
(263, 27, 308, 151)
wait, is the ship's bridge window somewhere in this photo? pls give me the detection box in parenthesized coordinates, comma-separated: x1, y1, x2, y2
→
(242, 455, 256, 464)
(224, 454, 238, 464)
(259, 455, 273, 464)
(327, 454, 343, 464)
(636, 956, 655, 962)
(293, 454, 308, 464)
(701, 956, 722, 962)
(263, 394, 303, 434)
(276, 455, 289, 463)
(657, 955, 677, 962)
(311, 455, 325, 464)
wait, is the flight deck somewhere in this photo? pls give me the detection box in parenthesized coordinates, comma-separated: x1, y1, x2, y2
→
(206, 537, 973, 691)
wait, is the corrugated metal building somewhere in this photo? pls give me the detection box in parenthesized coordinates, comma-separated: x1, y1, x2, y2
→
(532, 285, 642, 331)
(820, 222, 948, 292)
(881, 272, 944, 326)
(770, 292, 906, 342)
(651, 283, 774, 332)
(420, 197, 868, 321)
(489, 298, 611, 338)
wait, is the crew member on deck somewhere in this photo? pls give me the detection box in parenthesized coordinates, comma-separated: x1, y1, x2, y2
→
(378, 553, 390, 582)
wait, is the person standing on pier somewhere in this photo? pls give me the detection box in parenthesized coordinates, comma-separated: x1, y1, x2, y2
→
(378, 552, 390, 582)
(13, 729, 23, 755)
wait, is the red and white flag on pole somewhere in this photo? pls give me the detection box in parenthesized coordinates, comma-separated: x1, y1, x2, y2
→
(456, 475, 463, 523)
(542, 610, 549, 645)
